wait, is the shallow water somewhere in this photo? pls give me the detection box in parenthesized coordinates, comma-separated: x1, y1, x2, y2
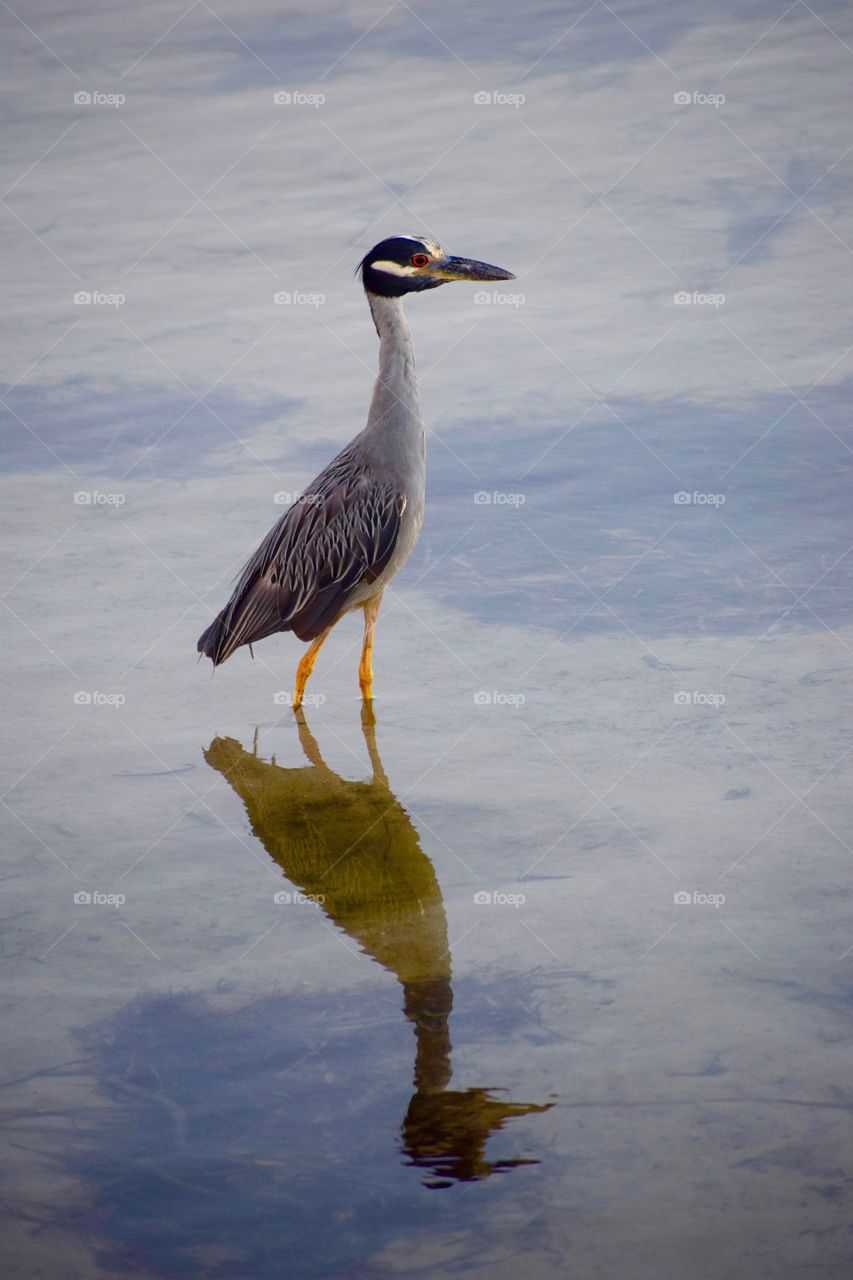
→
(3, 2, 853, 1277)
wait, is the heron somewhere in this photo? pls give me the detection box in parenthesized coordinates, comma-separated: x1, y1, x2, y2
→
(204, 711, 552, 1185)
(197, 235, 514, 708)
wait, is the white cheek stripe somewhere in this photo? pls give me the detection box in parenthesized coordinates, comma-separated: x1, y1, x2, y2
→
(371, 259, 419, 277)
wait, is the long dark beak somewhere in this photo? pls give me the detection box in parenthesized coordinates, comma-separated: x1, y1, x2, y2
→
(435, 254, 515, 282)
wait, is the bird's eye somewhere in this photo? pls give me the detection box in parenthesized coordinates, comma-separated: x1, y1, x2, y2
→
(410, 253, 429, 268)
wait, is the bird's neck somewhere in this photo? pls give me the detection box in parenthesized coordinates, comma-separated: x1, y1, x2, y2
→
(365, 292, 421, 434)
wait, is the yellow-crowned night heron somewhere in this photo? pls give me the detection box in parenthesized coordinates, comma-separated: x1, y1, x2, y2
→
(197, 235, 514, 707)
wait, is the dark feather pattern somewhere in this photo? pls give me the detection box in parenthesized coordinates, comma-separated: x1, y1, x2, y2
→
(198, 442, 405, 665)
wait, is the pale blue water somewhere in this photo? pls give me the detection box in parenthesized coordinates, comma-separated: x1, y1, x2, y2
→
(2, 2, 853, 1277)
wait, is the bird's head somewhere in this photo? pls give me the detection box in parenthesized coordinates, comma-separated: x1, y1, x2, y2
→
(359, 235, 515, 298)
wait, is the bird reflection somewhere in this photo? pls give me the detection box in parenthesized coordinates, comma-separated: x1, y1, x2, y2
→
(204, 709, 552, 1189)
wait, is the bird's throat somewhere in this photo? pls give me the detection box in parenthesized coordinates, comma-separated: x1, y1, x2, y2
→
(365, 293, 421, 435)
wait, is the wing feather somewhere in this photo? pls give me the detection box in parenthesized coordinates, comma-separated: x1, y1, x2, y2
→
(198, 458, 404, 665)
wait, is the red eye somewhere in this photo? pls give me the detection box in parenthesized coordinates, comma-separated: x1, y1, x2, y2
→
(410, 253, 429, 267)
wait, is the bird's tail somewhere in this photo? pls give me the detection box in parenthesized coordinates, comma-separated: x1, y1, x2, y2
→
(197, 610, 236, 666)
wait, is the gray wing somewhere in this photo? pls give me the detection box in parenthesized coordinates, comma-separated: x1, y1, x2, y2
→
(198, 452, 405, 665)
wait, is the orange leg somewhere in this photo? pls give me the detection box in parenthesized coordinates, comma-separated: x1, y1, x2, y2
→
(358, 592, 383, 702)
(292, 624, 334, 710)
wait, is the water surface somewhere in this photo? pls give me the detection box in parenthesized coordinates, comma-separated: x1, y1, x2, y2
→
(3, 2, 853, 1277)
